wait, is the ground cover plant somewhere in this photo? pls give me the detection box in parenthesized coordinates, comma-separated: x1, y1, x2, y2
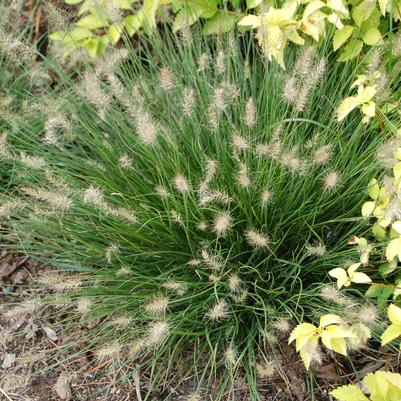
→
(50, 0, 401, 64)
(2, 18, 401, 399)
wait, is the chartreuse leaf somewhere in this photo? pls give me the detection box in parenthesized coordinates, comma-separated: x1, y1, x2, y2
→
(65, 0, 83, 4)
(333, 25, 354, 51)
(352, 0, 376, 26)
(173, 1, 217, 32)
(77, 13, 108, 30)
(378, 0, 388, 14)
(381, 304, 401, 346)
(388, 303, 401, 325)
(203, 12, 238, 35)
(362, 201, 376, 217)
(363, 27, 383, 45)
(288, 322, 317, 350)
(367, 179, 380, 200)
(108, 23, 123, 44)
(124, 11, 144, 36)
(237, 14, 261, 29)
(299, 335, 319, 369)
(338, 39, 363, 61)
(330, 384, 370, 401)
(246, 0, 263, 8)
(143, 0, 160, 28)
(386, 237, 401, 262)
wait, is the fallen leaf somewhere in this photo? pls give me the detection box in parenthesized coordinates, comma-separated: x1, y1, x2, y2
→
(2, 353, 16, 368)
(316, 363, 341, 382)
(43, 326, 58, 341)
(54, 372, 72, 400)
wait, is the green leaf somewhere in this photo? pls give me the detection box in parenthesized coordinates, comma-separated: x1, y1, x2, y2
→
(65, 0, 83, 4)
(246, 0, 263, 8)
(203, 12, 238, 35)
(333, 25, 354, 51)
(337, 39, 363, 62)
(365, 284, 382, 298)
(352, 0, 376, 26)
(378, 287, 393, 309)
(330, 384, 370, 401)
(360, 8, 381, 33)
(362, 27, 383, 46)
(172, 2, 217, 32)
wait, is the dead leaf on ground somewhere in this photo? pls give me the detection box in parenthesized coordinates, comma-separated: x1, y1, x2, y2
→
(2, 353, 16, 368)
(43, 326, 58, 341)
(54, 372, 72, 400)
(316, 363, 341, 383)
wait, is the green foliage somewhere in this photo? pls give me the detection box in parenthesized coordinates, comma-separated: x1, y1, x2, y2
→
(50, 0, 399, 64)
(2, 29, 398, 397)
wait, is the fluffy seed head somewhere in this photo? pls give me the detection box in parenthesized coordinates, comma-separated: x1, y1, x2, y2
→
(144, 296, 169, 317)
(323, 170, 340, 190)
(22, 187, 72, 210)
(20, 153, 46, 169)
(213, 211, 232, 236)
(146, 321, 170, 345)
(197, 53, 209, 71)
(236, 163, 252, 188)
(96, 342, 121, 361)
(215, 50, 225, 74)
(83, 186, 104, 206)
(129, 339, 145, 357)
(244, 97, 257, 127)
(256, 361, 276, 378)
(158, 67, 175, 91)
(118, 155, 132, 169)
(135, 110, 159, 146)
(206, 300, 229, 321)
(245, 229, 270, 249)
(313, 144, 333, 165)
(0, 200, 24, 219)
(182, 86, 196, 117)
(197, 221, 208, 231)
(109, 315, 132, 327)
(356, 304, 379, 326)
(228, 274, 242, 293)
(185, 392, 201, 401)
(173, 174, 191, 193)
(161, 281, 187, 295)
(232, 133, 249, 153)
(224, 345, 237, 365)
(76, 297, 92, 314)
(106, 243, 118, 264)
(306, 242, 327, 257)
(155, 185, 169, 198)
(320, 285, 351, 306)
(272, 318, 291, 334)
(260, 189, 274, 206)
(0, 132, 11, 159)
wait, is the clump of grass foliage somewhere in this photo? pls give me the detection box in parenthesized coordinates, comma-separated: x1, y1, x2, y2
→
(2, 26, 401, 399)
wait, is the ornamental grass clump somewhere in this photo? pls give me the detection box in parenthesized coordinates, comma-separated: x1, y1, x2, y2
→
(1, 31, 400, 398)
